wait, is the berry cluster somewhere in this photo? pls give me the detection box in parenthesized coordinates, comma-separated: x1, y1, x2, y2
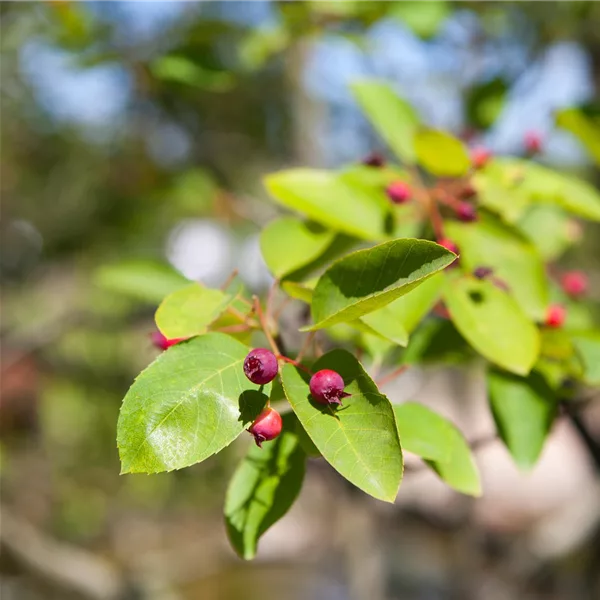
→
(242, 348, 348, 447)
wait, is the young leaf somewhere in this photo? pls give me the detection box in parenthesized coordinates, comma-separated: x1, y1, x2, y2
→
(426, 425, 482, 497)
(443, 277, 540, 376)
(445, 217, 548, 321)
(571, 331, 600, 385)
(260, 217, 335, 279)
(94, 260, 190, 304)
(280, 350, 403, 502)
(488, 370, 557, 470)
(118, 333, 267, 474)
(360, 273, 444, 346)
(264, 169, 389, 240)
(155, 284, 232, 339)
(224, 413, 306, 560)
(414, 129, 470, 177)
(517, 204, 575, 261)
(281, 280, 314, 304)
(556, 107, 600, 165)
(305, 239, 456, 330)
(350, 80, 419, 164)
(394, 402, 453, 462)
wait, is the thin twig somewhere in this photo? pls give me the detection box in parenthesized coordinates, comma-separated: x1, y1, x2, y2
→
(375, 365, 409, 388)
(278, 355, 313, 375)
(266, 278, 279, 324)
(226, 305, 258, 327)
(220, 269, 239, 291)
(253, 295, 280, 356)
(296, 331, 316, 363)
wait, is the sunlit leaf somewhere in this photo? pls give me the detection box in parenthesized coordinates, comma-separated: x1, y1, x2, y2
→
(556, 107, 600, 165)
(571, 330, 600, 385)
(414, 129, 470, 177)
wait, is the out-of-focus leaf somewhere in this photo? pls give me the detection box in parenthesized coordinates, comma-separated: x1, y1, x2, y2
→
(351, 80, 420, 164)
(264, 169, 389, 240)
(556, 107, 600, 165)
(390, 1, 450, 38)
(466, 77, 508, 129)
(488, 370, 557, 470)
(281, 280, 314, 304)
(155, 283, 231, 339)
(260, 217, 335, 279)
(445, 216, 548, 321)
(151, 56, 235, 92)
(118, 333, 268, 474)
(225, 413, 305, 560)
(394, 402, 453, 462)
(415, 129, 470, 177)
(571, 330, 600, 385)
(280, 350, 403, 502)
(443, 277, 540, 375)
(94, 260, 190, 304)
(238, 26, 289, 70)
(305, 239, 456, 330)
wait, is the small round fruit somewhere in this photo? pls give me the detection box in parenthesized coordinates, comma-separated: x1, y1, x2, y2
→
(456, 201, 477, 222)
(248, 407, 282, 448)
(309, 369, 348, 406)
(362, 151, 385, 168)
(151, 331, 186, 350)
(243, 348, 278, 385)
(473, 266, 493, 280)
(470, 146, 492, 169)
(524, 130, 542, 155)
(545, 304, 567, 328)
(438, 237, 459, 255)
(561, 271, 588, 298)
(385, 181, 411, 204)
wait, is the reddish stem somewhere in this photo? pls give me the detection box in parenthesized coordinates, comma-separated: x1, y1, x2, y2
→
(277, 355, 313, 375)
(253, 295, 280, 356)
(375, 365, 409, 388)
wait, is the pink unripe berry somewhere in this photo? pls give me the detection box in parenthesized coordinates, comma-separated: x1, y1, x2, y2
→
(438, 238, 459, 255)
(386, 181, 412, 204)
(151, 331, 186, 350)
(470, 146, 492, 169)
(248, 407, 282, 448)
(309, 369, 348, 406)
(243, 348, 278, 385)
(545, 304, 567, 328)
(473, 266, 493, 280)
(524, 130, 543, 155)
(362, 151, 385, 168)
(456, 201, 478, 222)
(560, 271, 588, 298)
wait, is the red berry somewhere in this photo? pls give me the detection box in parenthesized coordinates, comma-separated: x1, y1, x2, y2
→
(438, 238, 459, 255)
(473, 266, 493, 279)
(362, 151, 385, 168)
(248, 407, 282, 448)
(524, 130, 543, 155)
(545, 304, 567, 328)
(309, 369, 348, 406)
(456, 201, 477, 222)
(560, 271, 588, 298)
(151, 331, 186, 350)
(386, 181, 411, 204)
(470, 146, 492, 169)
(243, 348, 278, 385)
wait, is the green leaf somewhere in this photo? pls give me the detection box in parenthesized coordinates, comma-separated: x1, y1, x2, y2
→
(556, 107, 600, 165)
(281, 280, 314, 304)
(390, 1, 450, 38)
(443, 277, 540, 375)
(151, 56, 235, 92)
(155, 284, 231, 339)
(465, 77, 508, 129)
(488, 370, 557, 470)
(426, 425, 481, 497)
(414, 129, 470, 177)
(360, 273, 444, 346)
(394, 402, 453, 462)
(260, 217, 335, 279)
(571, 331, 600, 385)
(280, 350, 403, 502)
(350, 80, 420, 164)
(264, 169, 389, 240)
(305, 239, 456, 331)
(445, 217, 548, 320)
(117, 333, 265, 474)
(224, 413, 306, 560)
(94, 260, 189, 304)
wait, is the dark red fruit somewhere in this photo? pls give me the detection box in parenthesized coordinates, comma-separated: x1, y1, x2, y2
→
(386, 181, 411, 204)
(243, 348, 278, 385)
(524, 130, 542, 155)
(248, 407, 282, 448)
(473, 266, 493, 279)
(456, 201, 478, 222)
(545, 304, 567, 328)
(151, 331, 186, 350)
(560, 271, 588, 298)
(438, 238, 459, 255)
(470, 146, 492, 169)
(362, 151, 385, 168)
(309, 369, 349, 406)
